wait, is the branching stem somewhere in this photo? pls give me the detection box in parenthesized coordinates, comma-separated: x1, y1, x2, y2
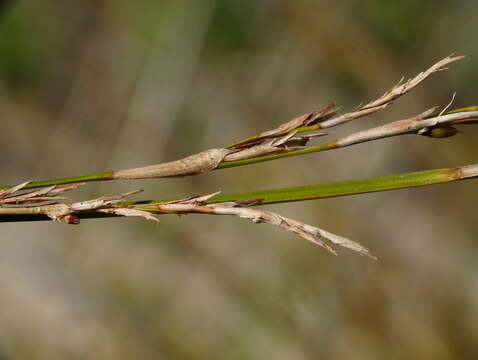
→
(1, 163, 476, 223)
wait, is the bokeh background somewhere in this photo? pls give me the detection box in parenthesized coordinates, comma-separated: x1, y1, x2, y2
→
(1, 1, 478, 358)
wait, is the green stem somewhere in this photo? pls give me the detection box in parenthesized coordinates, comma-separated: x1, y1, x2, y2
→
(0, 171, 114, 191)
(2, 106, 477, 191)
(153, 166, 465, 206)
(218, 142, 337, 169)
(446, 105, 478, 114)
(1, 165, 473, 222)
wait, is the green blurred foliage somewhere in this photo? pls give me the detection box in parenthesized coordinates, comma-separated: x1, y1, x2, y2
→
(208, 0, 255, 52)
(357, 0, 450, 52)
(0, 2, 43, 88)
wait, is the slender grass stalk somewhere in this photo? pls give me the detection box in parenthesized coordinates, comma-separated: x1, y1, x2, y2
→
(225, 55, 466, 149)
(220, 107, 478, 168)
(0, 172, 116, 190)
(3, 105, 476, 191)
(204, 165, 474, 204)
(224, 123, 324, 149)
(1, 163, 476, 222)
(218, 142, 338, 169)
(447, 105, 478, 113)
(0, 56, 471, 192)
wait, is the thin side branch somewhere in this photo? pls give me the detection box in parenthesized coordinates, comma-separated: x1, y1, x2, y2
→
(1, 56, 467, 191)
(334, 108, 478, 147)
(319, 55, 465, 128)
(140, 194, 374, 258)
(217, 108, 478, 169)
(0, 184, 373, 257)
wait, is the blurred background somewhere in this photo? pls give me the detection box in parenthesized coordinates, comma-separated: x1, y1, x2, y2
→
(1, 0, 477, 358)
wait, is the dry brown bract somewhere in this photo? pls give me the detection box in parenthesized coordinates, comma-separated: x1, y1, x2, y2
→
(116, 192, 374, 258)
(0, 182, 84, 205)
(319, 55, 465, 129)
(0, 184, 373, 257)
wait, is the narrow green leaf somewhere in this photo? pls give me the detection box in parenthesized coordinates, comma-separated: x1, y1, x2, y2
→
(204, 167, 461, 205)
